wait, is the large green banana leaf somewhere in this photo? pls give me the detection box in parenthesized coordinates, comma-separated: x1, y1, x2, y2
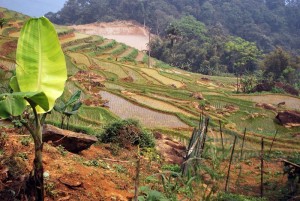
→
(0, 92, 49, 119)
(16, 17, 67, 113)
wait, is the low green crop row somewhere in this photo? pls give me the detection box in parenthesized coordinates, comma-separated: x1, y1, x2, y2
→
(61, 36, 94, 48)
(57, 29, 75, 36)
(121, 48, 138, 62)
(94, 40, 117, 55)
(112, 44, 127, 56)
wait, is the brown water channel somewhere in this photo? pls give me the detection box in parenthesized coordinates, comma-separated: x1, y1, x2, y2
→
(100, 91, 189, 128)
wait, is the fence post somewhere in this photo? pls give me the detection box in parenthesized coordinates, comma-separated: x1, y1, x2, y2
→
(269, 130, 278, 155)
(225, 135, 237, 192)
(134, 146, 140, 201)
(240, 128, 247, 160)
(219, 120, 224, 151)
(201, 118, 210, 151)
(261, 137, 264, 198)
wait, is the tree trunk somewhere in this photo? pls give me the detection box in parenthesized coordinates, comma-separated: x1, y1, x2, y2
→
(26, 114, 44, 201)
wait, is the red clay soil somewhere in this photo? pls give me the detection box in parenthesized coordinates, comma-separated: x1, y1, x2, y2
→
(0, 126, 291, 200)
(0, 40, 17, 57)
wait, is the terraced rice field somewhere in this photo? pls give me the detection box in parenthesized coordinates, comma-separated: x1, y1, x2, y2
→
(127, 93, 195, 117)
(122, 66, 147, 84)
(235, 94, 300, 110)
(141, 68, 184, 88)
(151, 93, 190, 103)
(93, 59, 128, 78)
(68, 52, 91, 68)
(60, 33, 90, 43)
(100, 91, 189, 128)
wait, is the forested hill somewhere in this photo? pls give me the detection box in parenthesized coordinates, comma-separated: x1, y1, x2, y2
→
(47, 0, 300, 53)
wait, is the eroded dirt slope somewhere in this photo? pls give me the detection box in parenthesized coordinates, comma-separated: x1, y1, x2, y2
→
(69, 21, 150, 51)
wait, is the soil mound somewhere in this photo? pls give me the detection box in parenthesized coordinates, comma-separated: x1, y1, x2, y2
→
(253, 82, 299, 96)
(276, 110, 300, 127)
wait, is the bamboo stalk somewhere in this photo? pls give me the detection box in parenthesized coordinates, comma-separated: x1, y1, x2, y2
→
(201, 118, 210, 151)
(225, 135, 237, 192)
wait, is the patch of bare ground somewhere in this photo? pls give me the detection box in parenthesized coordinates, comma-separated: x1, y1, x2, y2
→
(135, 51, 145, 62)
(0, 131, 160, 201)
(69, 21, 150, 51)
(154, 132, 186, 164)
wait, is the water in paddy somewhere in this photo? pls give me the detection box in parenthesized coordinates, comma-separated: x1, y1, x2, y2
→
(100, 91, 189, 128)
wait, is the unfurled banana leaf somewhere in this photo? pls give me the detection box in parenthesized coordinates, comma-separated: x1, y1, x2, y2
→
(0, 91, 48, 119)
(9, 76, 20, 92)
(64, 90, 81, 109)
(16, 17, 67, 113)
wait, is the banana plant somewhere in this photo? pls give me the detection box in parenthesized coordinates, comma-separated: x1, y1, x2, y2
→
(54, 90, 82, 129)
(0, 17, 67, 200)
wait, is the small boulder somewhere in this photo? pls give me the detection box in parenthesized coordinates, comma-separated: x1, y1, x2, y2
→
(255, 103, 276, 111)
(276, 110, 300, 127)
(191, 92, 204, 100)
(42, 124, 98, 153)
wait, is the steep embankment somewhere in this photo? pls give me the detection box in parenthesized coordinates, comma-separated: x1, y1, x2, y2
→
(69, 21, 150, 51)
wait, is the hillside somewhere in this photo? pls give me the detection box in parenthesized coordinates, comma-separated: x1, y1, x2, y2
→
(44, 0, 300, 91)
(46, 0, 300, 53)
(0, 7, 300, 200)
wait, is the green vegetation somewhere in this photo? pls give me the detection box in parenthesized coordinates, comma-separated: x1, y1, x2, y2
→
(54, 90, 82, 129)
(100, 119, 155, 148)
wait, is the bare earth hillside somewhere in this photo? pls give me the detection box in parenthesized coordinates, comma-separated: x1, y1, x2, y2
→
(69, 21, 150, 51)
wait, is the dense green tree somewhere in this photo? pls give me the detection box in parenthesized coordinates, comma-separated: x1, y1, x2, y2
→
(262, 47, 290, 80)
(224, 37, 262, 74)
(0, 18, 7, 29)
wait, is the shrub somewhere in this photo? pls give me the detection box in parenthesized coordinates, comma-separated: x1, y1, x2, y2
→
(100, 119, 155, 148)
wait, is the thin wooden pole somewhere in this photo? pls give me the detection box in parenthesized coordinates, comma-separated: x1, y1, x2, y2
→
(236, 74, 239, 93)
(269, 130, 278, 155)
(148, 29, 151, 68)
(240, 128, 247, 160)
(261, 137, 264, 198)
(134, 146, 140, 201)
(225, 135, 237, 192)
(198, 113, 202, 130)
(219, 120, 224, 151)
